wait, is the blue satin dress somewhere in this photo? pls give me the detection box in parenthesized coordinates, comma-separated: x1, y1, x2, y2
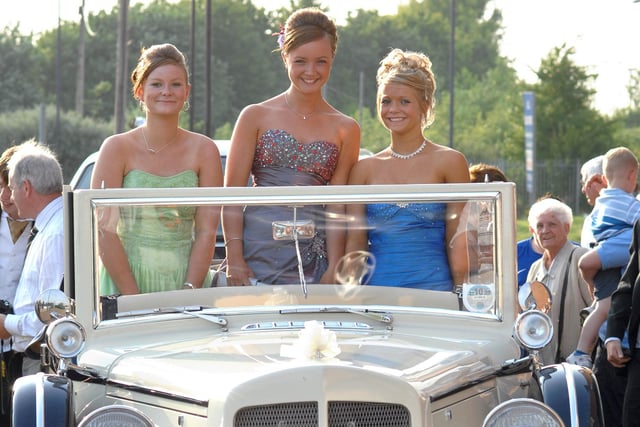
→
(366, 202, 453, 290)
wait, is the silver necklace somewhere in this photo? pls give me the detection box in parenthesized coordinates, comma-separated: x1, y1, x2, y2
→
(390, 139, 427, 159)
(284, 93, 317, 120)
(141, 127, 176, 154)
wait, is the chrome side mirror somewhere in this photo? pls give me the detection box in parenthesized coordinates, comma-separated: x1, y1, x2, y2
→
(518, 281, 552, 314)
(34, 289, 74, 324)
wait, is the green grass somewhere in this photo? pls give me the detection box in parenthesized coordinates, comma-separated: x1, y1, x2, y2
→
(516, 215, 584, 244)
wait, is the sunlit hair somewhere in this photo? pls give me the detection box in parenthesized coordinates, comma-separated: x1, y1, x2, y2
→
(376, 48, 437, 129)
(603, 146, 638, 182)
(580, 155, 603, 182)
(7, 139, 63, 195)
(131, 43, 189, 99)
(280, 7, 338, 57)
(469, 163, 508, 183)
(527, 197, 573, 229)
(0, 145, 19, 184)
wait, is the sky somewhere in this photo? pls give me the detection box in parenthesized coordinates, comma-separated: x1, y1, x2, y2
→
(3, 0, 640, 115)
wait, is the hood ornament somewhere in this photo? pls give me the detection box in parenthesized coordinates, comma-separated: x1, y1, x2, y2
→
(280, 320, 341, 361)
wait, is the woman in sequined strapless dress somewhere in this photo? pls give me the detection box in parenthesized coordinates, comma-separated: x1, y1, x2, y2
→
(346, 48, 470, 290)
(222, 8, 360, 286)
(92, 44, 223, 295)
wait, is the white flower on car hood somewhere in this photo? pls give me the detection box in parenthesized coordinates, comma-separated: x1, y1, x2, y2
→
(280, 320, 341, 361)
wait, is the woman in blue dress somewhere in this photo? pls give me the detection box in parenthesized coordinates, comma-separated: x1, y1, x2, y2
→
(346, 48, 470, 290)
(222, 8, 361, 285)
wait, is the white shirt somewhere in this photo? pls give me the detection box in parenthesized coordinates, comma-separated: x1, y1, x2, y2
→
(4, 196, 64, 352)
(580, 212, 595, 248)
(0, 211, 31, 351)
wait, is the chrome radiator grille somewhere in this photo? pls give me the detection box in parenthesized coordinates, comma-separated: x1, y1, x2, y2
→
(328, 401, 410, 426)
(234, 402, 318, 427)
(234, 401, 410, 426)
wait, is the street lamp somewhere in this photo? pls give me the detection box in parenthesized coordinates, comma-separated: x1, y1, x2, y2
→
(448, 0, 456, 148)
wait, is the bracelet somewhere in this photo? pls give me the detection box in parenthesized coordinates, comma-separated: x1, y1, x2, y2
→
(183, 282, 194, 289)
(224, 237, 242, 247)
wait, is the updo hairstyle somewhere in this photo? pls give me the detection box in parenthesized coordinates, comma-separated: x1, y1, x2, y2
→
(131, 43, 190, 99)
(281, 8, 338, 57)
(376, 48, 437, 129)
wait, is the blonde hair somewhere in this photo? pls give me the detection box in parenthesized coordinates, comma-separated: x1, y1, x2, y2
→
(281, 8, 338, 57)
(376, 48, 437, 129)
(603, 147, 638, 182)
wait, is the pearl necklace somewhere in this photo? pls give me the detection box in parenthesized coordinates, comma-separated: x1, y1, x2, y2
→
(284, 93, 317, 120)
(390, 139, 427, 159)
(141, 127, 176, 154)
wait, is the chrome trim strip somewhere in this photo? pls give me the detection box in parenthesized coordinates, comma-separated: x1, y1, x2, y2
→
(564, 365, 579, 425)
(35, 373, 45, 427)
(106, 380, 209, 407)
(241, 320, 373, 331)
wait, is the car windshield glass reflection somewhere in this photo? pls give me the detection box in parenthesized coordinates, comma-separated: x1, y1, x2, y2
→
(88, 189, 503, 323)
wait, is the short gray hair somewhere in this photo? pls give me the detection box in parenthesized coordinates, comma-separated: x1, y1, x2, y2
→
(527, 197, 573, 229)
(580, 155, 603, 181)
(8, 139, 63, 195)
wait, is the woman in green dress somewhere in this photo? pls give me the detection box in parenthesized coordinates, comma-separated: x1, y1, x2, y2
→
(91, 43, 223, 295)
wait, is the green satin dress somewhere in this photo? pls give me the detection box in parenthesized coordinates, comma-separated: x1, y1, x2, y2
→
(100, 170, 212, 295)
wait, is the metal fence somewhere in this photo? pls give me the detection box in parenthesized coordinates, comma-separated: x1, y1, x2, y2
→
(470, 158, 585, 217)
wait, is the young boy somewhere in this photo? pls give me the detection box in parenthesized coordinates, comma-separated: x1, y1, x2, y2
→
(568, 147, 640, 368)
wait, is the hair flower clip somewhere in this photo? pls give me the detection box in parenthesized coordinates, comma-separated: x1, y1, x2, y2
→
(274, 24, 285, 50)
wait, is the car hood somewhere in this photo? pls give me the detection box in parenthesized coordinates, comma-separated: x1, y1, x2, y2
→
(87, 326, 520, 404)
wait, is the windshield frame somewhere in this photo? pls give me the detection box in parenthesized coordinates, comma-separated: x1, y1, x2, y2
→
(64, 182, 517, 330)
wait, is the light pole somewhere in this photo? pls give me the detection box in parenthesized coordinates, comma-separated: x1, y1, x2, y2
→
(448, 0, 456, 148)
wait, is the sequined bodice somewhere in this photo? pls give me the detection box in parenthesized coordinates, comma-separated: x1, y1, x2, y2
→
(252, 129, 339, 183)
(367, 203, 447, 228)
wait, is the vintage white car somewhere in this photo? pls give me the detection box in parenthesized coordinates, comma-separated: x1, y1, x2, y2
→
(12, 183, 602, 426)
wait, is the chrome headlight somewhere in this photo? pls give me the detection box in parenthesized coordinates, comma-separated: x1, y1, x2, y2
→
(483, 398, 565, 427)
(45, 318, 86, 358)
(78, 406, 155, 427)
(513, 310, 553, 350)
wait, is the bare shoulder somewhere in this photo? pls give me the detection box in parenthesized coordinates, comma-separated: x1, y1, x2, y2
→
(429, 142, 469, 183)
(348, 153, 384, 184)
(91, 130, 135, 188)
(328, 107, 359, 130)
(185, 130, 219, 155)
(431, 143, 467, 165)
(97, 129, 136, 161)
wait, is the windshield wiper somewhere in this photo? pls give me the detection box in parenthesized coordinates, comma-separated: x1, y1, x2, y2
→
(279, 307, 393, 328)
(116, 306, 227, 327)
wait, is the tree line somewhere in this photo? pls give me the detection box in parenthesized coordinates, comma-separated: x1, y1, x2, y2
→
(1, 0, 639, 214)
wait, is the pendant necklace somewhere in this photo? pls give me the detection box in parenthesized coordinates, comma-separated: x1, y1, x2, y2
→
(284, 93, 317, 120)
(390, 139, 427, 159)
(141, 127, 176, 154)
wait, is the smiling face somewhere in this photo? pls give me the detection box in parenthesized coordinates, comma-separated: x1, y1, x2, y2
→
(530, 210, 570, 257)
(138, 64, 190, 116)
(282, 35, 334, 93)
(377, 82, 426, 136)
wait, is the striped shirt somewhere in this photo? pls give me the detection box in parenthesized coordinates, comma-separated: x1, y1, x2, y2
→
(591, 188, 640, 242)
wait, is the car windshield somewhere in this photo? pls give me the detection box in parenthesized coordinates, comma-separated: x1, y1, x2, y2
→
(68, 183, 516, 327)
